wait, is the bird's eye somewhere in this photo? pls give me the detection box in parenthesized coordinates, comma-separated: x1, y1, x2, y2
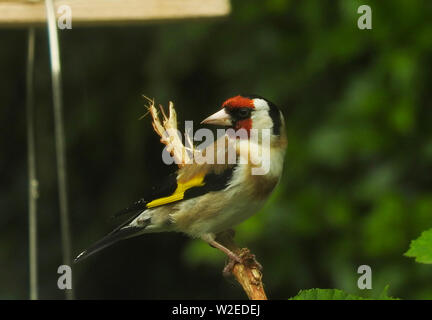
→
(237, 108, 251, 119)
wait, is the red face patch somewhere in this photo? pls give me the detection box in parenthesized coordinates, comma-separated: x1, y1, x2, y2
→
(222, 95, 255, 137)
(222, 95, 254, 109)
(235, 119, 252, 133)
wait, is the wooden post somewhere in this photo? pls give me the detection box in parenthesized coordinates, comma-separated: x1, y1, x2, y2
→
(0, 0, 231, 27)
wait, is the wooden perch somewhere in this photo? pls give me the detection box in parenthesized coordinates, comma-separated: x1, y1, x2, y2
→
(0, 0, 231, 27)
(146, 98, 267, 300)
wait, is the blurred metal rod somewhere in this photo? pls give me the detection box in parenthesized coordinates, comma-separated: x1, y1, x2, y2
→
(44, 0, 74, 300)
(26, 26, 38, 301)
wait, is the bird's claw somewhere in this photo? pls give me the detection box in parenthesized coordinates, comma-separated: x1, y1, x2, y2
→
(223, 258, 238, 278)
(222, 249, 263, 278)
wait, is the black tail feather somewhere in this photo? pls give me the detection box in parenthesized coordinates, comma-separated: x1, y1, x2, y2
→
(74, 226, 143, 263)
(112, 198, 147, 219)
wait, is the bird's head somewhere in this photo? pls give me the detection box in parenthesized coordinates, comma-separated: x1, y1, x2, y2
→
(201, 95, 284, 137)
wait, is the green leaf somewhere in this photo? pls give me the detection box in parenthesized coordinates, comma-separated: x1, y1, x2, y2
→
(405, 228, 432, 264)
(290, 289, 363, 300)
(378, 286, 396, 300)
(289, 286, 398, 300)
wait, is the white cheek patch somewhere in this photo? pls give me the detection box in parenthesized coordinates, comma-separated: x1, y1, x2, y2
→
(251, 109, 273, 130)
(252, 98, 270, 111)
(251, 98, 273, 130)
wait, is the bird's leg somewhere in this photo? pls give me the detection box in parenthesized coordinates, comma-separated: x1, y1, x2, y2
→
(216, 230, 263, 276)
(222, 257, 238, 278)
(201, 234, 242, 264)
(202, 232, 263, 277)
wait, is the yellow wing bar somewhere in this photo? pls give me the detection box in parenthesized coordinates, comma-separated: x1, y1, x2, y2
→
(146, 174, 205, 208)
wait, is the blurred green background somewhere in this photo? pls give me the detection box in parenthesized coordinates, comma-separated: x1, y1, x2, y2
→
(1, 0, 432, 299)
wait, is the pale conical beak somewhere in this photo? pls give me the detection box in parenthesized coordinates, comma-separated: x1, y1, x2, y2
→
(201, 108, 232, 126)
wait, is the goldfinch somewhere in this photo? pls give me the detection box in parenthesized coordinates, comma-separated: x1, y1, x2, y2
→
(74, 94, 287, 264)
